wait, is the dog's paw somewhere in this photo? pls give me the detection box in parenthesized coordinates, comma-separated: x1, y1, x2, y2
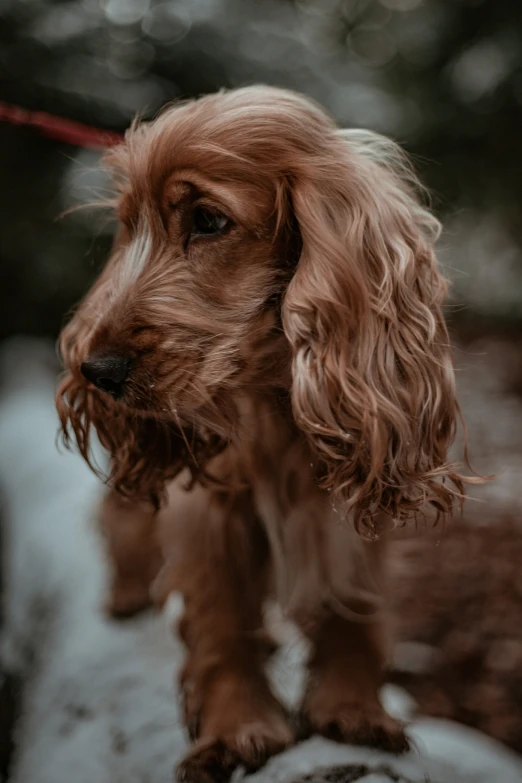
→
(176, 722, 293, 782)
(301, 702, 409, 754)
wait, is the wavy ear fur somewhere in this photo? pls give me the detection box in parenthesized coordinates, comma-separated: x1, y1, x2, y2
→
(282, 129, 472, 535)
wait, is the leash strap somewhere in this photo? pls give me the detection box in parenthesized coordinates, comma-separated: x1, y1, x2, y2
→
(0, 101, 123, 149)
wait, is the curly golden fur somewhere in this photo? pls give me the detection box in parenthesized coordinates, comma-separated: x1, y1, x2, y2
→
(56, 86, 473, 781)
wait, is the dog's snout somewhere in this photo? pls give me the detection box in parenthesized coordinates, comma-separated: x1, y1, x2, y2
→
(81, 355, 131, 398)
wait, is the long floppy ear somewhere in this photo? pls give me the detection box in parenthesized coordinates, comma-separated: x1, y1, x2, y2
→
(282, 129, 473, 535)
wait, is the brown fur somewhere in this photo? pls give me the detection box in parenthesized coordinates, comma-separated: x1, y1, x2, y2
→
(56, 86, 474, 780)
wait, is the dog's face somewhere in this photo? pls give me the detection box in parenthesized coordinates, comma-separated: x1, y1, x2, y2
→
(58, 86, 467, 527)
(68, 156, 292, 426)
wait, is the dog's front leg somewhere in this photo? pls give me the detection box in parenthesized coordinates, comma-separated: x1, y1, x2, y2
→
(166, 486, 293, 783)
(98, 489, 162, 618)
(299, 610, 408, 752)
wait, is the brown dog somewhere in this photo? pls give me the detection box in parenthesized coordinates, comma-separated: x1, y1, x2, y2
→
(57, 86, 470, 781)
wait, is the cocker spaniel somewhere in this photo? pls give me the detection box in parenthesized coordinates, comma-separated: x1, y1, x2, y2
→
(57, 86, 470, 782)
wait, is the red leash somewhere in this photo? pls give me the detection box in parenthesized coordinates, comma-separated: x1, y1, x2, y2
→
(0, 101, 123, 149)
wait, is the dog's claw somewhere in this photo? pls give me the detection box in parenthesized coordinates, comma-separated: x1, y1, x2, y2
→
(176, 723, 293, 783)
(300, 702, 409, 754)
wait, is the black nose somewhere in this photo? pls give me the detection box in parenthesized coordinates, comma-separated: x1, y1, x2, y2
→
(81, 355, 131, 398)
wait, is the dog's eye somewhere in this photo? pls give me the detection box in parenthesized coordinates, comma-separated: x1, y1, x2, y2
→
(190, 207, 229, 239)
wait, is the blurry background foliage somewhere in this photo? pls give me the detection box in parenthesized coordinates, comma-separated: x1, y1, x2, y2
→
(1, 0, 521, 341)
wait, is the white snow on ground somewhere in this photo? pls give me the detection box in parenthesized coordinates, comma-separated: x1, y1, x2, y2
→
(1, 338, 521, 783)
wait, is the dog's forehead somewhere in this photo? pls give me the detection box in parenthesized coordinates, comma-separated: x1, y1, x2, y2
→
(120, 109, 281, 224)
(137, 108, 274, 186)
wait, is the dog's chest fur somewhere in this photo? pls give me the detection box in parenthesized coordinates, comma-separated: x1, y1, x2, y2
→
(232, 396, 372, 623)
(158, 395, 381, 625)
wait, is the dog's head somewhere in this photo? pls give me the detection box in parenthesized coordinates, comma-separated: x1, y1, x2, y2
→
(58, 85, 468, 529)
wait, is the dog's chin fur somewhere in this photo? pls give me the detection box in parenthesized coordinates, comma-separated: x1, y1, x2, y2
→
(56, 85, 479, 778)
(57, 373, 229, 506)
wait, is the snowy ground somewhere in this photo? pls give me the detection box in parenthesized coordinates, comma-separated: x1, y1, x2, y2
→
(1, 338, 521, 783)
